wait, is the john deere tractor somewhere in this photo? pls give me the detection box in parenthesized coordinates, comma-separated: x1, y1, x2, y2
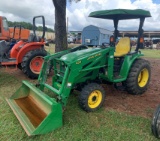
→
(6, 9, 151, 136)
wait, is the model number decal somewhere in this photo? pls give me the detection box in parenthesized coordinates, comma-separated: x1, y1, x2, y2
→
(87, 53, 101, 60)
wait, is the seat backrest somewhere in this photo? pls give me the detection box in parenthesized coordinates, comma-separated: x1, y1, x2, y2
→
(114, 37, 131, 57)
(28, 33, 39, 42)
(0, 40, 10, 56)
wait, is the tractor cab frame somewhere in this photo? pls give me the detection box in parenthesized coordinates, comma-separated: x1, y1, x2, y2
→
(89, 9, 151, 51)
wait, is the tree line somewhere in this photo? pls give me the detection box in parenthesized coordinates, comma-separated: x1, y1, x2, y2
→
(8, 21, 54, 32)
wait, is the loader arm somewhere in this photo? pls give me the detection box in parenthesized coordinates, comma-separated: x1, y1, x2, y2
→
(37, 46, 115, 106)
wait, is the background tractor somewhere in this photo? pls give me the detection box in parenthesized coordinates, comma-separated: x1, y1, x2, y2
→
(0, 16, 47, 78)
(0, 16, 30, 41)
(6, 9, 151, 136)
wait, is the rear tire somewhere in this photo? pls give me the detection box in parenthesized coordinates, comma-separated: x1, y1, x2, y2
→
(21, 49, 47, 79)
(78, 83, 106, 112)
(126, 58, 151, 95)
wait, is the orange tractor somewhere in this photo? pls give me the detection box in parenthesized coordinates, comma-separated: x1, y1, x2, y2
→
(0, 16, 30, 41)
(0, 16, 48, 79)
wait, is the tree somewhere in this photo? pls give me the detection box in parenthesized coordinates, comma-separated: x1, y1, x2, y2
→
(52, 0, 67, 52)
(52, 0, 80, 52)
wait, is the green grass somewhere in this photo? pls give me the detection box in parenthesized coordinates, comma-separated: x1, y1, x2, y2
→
(0, 47, 160, 140)
(0, 70, 159, 141)
(140, 49, 160, 59)
(45, 44, 55, 54)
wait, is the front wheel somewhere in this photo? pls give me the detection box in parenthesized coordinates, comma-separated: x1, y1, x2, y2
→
(21, 49, 47, 79)
(125, 59, 151, 95)
(78, 83, 106, 112)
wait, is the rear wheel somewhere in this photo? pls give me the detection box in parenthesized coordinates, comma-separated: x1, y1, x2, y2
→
(21, 49, 47, 79)
(126, 59, 151, 94)
(78, 83, 106, 112)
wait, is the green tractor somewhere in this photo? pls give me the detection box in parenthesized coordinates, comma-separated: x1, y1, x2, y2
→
(6, 9, 151, 136)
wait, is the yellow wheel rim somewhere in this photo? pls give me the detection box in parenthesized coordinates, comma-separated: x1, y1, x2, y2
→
(88, 90, 102, 108)
(138, 68, 149, 87)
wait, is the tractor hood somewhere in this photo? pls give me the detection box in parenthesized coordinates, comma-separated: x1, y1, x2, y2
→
(60, 48, 102, 64)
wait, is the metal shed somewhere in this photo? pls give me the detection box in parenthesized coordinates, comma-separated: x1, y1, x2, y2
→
(82, 25, 113, 46)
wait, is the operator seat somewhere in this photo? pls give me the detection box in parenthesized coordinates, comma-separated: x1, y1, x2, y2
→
(114, 37, 131, 57)
(0, 40, 10, 57)
(28, 33, 40, 42)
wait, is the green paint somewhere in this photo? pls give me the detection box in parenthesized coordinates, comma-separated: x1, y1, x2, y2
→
(89, 9, 151, 20)
(6, 81, 62, 136)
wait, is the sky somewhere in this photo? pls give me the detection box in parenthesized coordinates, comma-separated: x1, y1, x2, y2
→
(0, 0, 160, 31)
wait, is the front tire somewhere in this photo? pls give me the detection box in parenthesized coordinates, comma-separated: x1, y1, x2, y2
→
(21, 49, 47, 79)
(126, 58, 151, 95)
(78, 83, 106, 112)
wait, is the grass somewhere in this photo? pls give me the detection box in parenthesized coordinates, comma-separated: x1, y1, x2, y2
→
(0, 46, 160, 140)
(140, 49, 160, 59)
(0, 70, 159, 141)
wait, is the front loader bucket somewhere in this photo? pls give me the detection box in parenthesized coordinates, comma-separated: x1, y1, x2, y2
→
(6, 81, 63, 136)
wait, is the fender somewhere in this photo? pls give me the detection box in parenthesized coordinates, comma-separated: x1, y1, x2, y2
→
(10, 40, 25, 58)
(114, 52, 144, 82)
(16, 42, 45, 64)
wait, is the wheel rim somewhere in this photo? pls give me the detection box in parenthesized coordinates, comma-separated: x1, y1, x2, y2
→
(30, 56, 44, 74)
(88, 90, 102, 108)
(138, 68, 149, 87)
